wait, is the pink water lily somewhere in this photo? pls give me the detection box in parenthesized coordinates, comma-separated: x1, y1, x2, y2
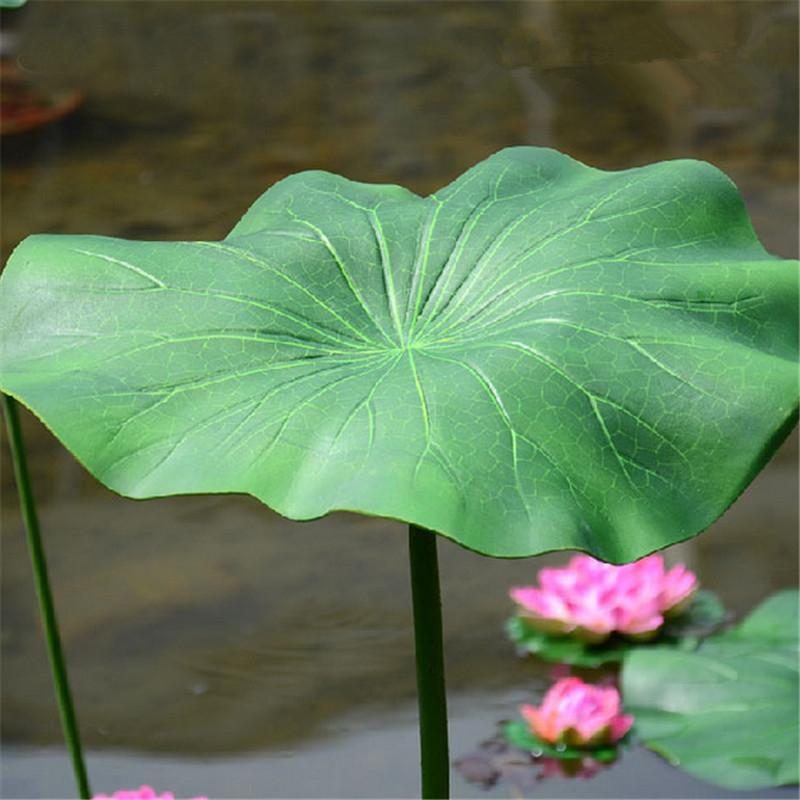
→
(510, 554, 697, 641)
(92, 787, 207, 800)
(521, 677, 633, 748)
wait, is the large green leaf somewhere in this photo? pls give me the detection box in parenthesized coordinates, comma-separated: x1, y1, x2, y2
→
(0, 148, 796, 558)
(622, 590, 799, 790)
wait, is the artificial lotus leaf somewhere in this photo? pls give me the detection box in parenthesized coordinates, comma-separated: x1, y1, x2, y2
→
(622, 590, 799, 790)
(503, 720, 619, 763)
(507, 590, 726, 666)
(0, 148, 796, 559)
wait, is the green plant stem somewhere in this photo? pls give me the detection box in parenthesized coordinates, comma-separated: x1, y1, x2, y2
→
(408, 524, 449, 799)
(2, 395, 91, 799)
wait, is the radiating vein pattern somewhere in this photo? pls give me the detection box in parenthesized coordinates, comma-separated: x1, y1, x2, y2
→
(0, 147, 796, 559)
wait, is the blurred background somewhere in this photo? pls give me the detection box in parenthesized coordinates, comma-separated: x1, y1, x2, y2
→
(1, 2, 797, 797)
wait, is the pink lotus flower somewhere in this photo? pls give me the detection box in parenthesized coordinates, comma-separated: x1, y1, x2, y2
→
(520, 677, 633, 748)
(92, 788, 207, 800)
(510, 554, 697, 641)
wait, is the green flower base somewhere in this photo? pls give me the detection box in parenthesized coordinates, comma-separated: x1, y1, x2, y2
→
(502, 720, 620, 763)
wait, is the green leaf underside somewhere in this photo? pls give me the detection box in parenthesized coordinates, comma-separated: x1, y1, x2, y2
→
(0, 148, 796, 559)
(623, 590, 799, 790)
(508, 590, 726, 666)
(503, 721, 619, 762)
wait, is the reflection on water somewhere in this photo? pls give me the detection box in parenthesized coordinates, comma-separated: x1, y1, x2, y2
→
(3, 695, 798, 799)
(1, 1, 797, 797)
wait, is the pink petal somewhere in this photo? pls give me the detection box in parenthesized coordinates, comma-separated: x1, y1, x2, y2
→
(91, 789, 200, 800)
(573, 718, 610, 743)
(633, 554, 665, 577)
(510, 587, 576, 634)
(538, 566, 578, 594)
(545, 676, 584, 705)
(520, 703, 539, 728)
(616, 607, 664, 636)
(662, 564, 698, 611)
(521, 703, 557, 743)
(509, 587, 566, 618)
(610, 713, 634, 742)
(571, 605, 616, 638)
(570, 555, 606, 576)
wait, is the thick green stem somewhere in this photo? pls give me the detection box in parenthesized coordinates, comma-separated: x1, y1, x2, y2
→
(2, 395, 91, 799)
(408, 524, 449, 799)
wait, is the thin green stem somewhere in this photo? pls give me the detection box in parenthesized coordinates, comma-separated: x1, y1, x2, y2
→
(408, 524, 449, 799)
(2, 395, 91, 799)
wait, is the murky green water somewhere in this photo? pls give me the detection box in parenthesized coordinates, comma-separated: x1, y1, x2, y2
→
(1, 2, 797, 797)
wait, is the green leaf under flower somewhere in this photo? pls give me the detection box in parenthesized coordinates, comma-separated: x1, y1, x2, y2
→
(503, 720, 619, 763)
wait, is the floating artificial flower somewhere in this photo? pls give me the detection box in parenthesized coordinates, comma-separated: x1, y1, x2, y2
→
(509, 554, 697, 642)
(92, 787, 207, 800)
(520, 676, 633, 748)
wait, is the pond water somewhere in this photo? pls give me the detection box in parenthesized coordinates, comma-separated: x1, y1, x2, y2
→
(1, 2, 797, 798)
